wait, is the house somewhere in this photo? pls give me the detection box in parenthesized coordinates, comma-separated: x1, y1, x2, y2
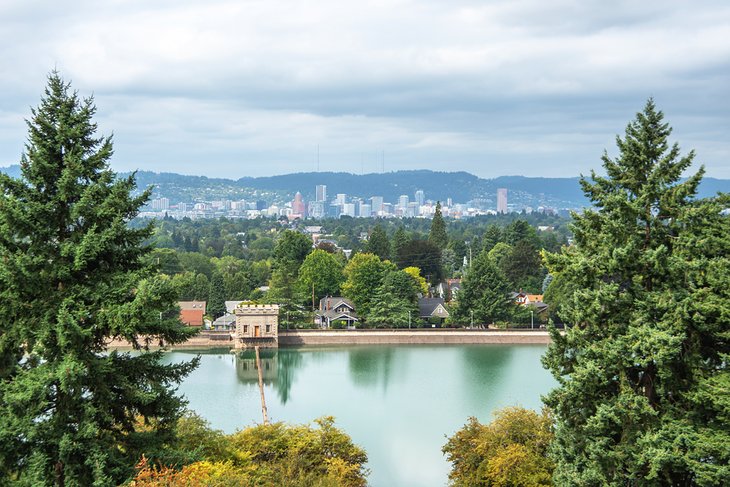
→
(511, 292, 549, 316)
(418, 297, 450, 323)
(315, 297, 358, 327)
(212, 313, 236, 331)
(179, 301, 206, 327)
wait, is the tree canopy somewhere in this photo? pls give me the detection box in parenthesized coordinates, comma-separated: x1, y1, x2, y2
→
(542, 99, 730, 485)
(0, 72, 197, 484)
(454, 249, 513, 325)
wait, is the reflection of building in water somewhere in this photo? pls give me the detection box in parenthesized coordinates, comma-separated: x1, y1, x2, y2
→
(236, 351, 278, 384)
(234, 304, 279, 349)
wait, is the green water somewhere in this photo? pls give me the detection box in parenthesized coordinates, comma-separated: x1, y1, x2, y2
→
(162, 344, 556, 487)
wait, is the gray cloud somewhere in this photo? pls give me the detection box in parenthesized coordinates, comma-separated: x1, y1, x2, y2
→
(0, 0, 728, 178)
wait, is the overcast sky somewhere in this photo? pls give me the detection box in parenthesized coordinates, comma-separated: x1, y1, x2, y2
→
(1, 0, 728, 178)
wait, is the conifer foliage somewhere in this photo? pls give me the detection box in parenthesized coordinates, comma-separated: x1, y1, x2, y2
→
(542, 99, 730, 485)
(0, 73, 198, 484)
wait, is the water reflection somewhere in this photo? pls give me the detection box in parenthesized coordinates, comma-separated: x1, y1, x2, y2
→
(235, 349, 278, 385)
(347, 346, 395, 391)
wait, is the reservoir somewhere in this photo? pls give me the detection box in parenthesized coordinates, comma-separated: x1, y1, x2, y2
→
(163, 344, 556, 487)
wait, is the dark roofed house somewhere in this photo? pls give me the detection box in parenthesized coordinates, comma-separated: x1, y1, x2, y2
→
(419, 297, 450, 323)
(315, 297, 358, 328)
(179, 301, 206, 327)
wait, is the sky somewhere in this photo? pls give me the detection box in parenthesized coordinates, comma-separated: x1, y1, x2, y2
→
(0, 0, 728, 178)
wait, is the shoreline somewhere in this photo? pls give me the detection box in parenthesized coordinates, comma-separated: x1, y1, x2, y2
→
(106, 329, 552, 349)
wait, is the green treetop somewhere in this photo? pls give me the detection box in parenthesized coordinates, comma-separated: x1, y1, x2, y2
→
(297, 248, 345, 308)
(454, 249, 513, 325)
(365, 224, 390, 261)
(0, 73, 197, 485)
(428, 201, 448, 249)
(542, 99, 730, 485)
(341, 253, 396, 320)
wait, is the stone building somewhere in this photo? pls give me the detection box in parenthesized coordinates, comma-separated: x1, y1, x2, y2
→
(234, 304, 279, 349)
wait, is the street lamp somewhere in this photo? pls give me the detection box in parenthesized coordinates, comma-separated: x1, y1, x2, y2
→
(408, 310, 411, 329)
(531, 309, 534, 330)
(470, 309, 474, 328)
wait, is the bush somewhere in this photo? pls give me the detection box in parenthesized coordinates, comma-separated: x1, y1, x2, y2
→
(443, 407, 554, 486)
(131, 414, 368, 487)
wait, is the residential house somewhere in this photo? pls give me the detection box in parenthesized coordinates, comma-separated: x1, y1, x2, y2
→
(511, 292, 549, 316)
(178, 301, 206, 327)
(418, 297, 450, 323)
(315, 297, 358, 327)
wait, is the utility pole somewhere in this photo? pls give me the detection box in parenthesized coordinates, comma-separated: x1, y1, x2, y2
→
(471, 309, 474, 328)
(408, 310, 411, 329)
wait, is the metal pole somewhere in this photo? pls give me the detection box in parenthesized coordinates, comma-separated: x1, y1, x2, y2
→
(408, 310, 411, 329)
(531, 310, 534, 329)
(471, 310, 474, 328)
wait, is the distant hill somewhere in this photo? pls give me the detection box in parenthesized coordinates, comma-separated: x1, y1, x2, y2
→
(1, 165, 728, 209)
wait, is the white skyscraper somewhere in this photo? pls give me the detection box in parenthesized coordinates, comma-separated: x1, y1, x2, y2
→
(370, 196, 384, 213)
(414, 189, 425, 207)
(398, 195, 409, 208)
(336, 193, 346, 205)
(497, 188, 508, 213)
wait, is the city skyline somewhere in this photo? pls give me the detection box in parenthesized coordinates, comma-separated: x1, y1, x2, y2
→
(1, 1, 728, 179)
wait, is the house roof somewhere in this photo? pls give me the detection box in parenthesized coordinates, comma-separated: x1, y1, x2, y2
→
(225, 301, 243, 314)
(180, 309, 204, 326)
(418, 297, 450, 318)
(316, 309, 359, 321)
(179, 301, 206, 312)
(319, 297, 355, 311)
(213, 313, 236, 326)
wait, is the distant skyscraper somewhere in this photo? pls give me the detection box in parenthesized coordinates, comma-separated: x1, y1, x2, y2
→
(359, 203, 371, 218)
(308, 201, 325, 219)
(370, 196, 384, 213)
(336, 193, 346, 205)
(414, 189, 425, 207)
(497, 188, 508, 213)
(316, 184, 327, 202)
(342, 203, 356, 217)
(398, 195, 409, 208)
(292, 192, 306, 216)
(446, 197, 453, 207)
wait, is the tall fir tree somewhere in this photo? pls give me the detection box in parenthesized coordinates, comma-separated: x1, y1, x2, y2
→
(542, 99, 730, 485)
(428, 201, 448, 249)
(208, 272, 226, 319)
(454, 249, 513, 325)
(365, 224, 390, 261)
(0, 73, 198, 484)
(391, 226, 410, 262)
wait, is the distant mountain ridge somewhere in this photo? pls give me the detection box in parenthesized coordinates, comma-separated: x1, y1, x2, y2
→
(2, 165, 729, 209)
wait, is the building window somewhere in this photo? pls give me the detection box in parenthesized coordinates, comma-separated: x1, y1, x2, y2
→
(266, 324, 271, 333)
(243, 325, 248, 334)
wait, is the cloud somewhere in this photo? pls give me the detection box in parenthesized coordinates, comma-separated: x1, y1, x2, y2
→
(0, 0, 728, 177)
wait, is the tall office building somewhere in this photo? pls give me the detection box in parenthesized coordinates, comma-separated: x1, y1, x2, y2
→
(359, 203, 372, 218)
(370, 196, 384, 213)
(497, 188, 508, 214)
(414, 189, 425, 207)
(342, 203, 356, 217)
(398, 194, 409, 209)
(335, 193, 346, 205)
(316, 184, 327, 202)
(292, 192, 306, 216)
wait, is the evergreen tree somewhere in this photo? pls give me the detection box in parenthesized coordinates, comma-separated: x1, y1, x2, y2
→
(0, 73, 197, 484)
(428, 201, 448, 249)
(391, 226, 410, 261)
(208, 272, 226, 318)
(365, 224, 390, 261)
(481, 224, 502, 253)
(341, 253, 396, 320)
(543, 99, 730, 485)
(454, 250, 513, 325)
